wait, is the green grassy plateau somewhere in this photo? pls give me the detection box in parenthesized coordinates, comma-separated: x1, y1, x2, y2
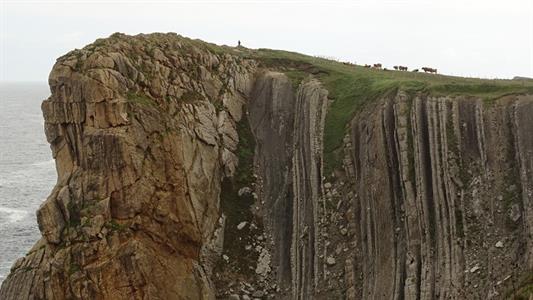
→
(242, 47, 533, 174)
(99, 33, 533, 176)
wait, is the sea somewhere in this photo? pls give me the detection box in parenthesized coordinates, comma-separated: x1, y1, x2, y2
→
(0, 82, 56, 284)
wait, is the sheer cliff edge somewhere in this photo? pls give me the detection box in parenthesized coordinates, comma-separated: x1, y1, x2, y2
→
(1, 33, 532, 300)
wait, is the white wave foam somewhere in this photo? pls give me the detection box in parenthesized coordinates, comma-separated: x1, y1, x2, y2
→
(0, 207, 28, 223)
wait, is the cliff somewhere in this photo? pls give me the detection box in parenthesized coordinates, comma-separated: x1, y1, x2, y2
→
(1, 33, 532, 300)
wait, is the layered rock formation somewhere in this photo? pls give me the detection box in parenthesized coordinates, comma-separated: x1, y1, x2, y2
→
(1, 33, 532, 300)
(341, 92, 533, 299)
(248, 72, 328, 298)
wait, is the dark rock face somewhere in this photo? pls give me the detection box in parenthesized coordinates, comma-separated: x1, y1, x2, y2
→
(342, 92, 533, 299)
(249, 71, 297, 290)
(248, 72, 328, 298)
(1, 33, 532, 300)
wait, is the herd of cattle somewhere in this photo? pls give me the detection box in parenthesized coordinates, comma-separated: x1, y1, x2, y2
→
(394, 65, 408, 71)
(360, 63, 438, 74)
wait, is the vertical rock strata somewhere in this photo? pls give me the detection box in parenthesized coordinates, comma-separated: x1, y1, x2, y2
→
(289, 79, 328, 299)
(344, 92, 533, 299)
(1, 33, 532, 300)
(248, 72, 328, 299)
(248, 72, 296, 290)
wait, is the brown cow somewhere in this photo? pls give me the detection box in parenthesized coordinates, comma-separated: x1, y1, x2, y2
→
(393, 66, 399, 70)
(422, 67, 437, 74)
(399, 66, 408, 71)
(373, 63, 382, 69)
(364, 64, 372, 68)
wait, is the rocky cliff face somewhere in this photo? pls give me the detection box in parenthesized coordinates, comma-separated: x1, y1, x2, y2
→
(0, 33, 256, 299)
(1, 33, 532, 300)
(248, 72, 328, 299)
(340, 92, 533, 299)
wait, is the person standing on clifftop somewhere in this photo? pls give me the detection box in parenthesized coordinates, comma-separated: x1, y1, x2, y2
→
(238, 40, 241, 47)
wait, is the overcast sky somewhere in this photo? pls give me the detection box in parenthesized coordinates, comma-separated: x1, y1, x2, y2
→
(1, 0, 532, 81)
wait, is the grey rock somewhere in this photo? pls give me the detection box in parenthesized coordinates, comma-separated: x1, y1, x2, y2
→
(470, 265, 481, 273)
(237, 222, 248, 230)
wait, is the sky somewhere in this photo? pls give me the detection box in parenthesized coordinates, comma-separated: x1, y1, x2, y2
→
(1, 0, 532, 81)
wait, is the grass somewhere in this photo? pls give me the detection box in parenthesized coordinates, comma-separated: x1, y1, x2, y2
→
(180, 90, 204, 103)
(240, 48, 533, 175)
(284, 69, 309, 88)
(127, 91, 155, 106)
(104, 220, 128, 232)
(83, 33, 533, 176)
(506, 272, 533, 299)
(512, 284, 533, 300)
(68, 263, 81, 276)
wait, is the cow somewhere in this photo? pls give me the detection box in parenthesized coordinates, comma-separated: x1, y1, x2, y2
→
(364, 64, 372, 68)
(373, 63, 382, 69)
(422, 67, 437, 74)
(393, 66, 399, 70)
(412, 69, 419, 72)
(399, 66, 408, 71)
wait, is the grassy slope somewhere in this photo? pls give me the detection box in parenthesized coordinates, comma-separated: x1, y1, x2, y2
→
(243, 48, 533, 174)
(100, 33, 533, 176)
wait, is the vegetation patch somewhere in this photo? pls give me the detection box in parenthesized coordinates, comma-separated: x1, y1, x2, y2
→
(68, 263, 81, 276)
(284, 70, 308, 88)
(216, 110, 262, 286)
(513, 283, 533, 300)
(91, 33, 533, 177)
(505, 272, 533, 300)
(430, 83, 533, 103)
(104, 220, 128, 232)
(127, 91, 155, 106)
(180, 90, 204, 103)
(213, 100, 225, 112)
(244, 48, 533, 175)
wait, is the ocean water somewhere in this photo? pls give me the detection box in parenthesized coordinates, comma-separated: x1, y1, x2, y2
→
(0, 82, 56, 284)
